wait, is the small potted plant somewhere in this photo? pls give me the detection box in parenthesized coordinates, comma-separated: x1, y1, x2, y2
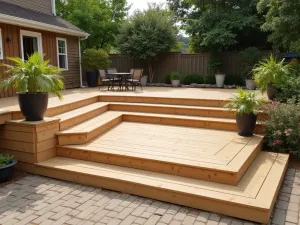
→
(82, 49, 111, 87)
(170, 72, 181, 87)
(253, 54, 289, 100)
(0, 154, 17, 182)
(0, 52, 64, 121)
(239, 47, 261, 90)
(208, 53, 225, 88)
(224, 88, 267, 136)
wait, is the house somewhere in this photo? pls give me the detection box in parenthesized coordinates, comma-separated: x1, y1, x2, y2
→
(0, 0, 89, 98)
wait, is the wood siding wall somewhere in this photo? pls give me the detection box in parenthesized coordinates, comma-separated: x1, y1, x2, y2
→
(108, 52, 274, 83)
(0, 23, 80, 98)
(1, 0, 52, 15)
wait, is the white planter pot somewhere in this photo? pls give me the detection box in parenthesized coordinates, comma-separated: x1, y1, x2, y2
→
(215, 74, 226, 88)
(245, 79, 256, 90)
(140, 76, 148, 86)
(171, 80, 180, 87)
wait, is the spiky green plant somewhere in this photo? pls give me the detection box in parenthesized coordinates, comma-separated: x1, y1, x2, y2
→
(0, 52, 64, 99)
(252, 54, 290, 93)
(224, 88, 267, 115)
(0, 154, 14, 167)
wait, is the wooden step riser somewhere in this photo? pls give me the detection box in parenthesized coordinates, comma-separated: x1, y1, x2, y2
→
(123, 114, 265, 134)
(57, 147, 240, 185)
(57, 116, 122, 145)
(19, 160, 285, 224)
(109, 104, 236, 119)
(59, 105, 109, 131)
(99, 96, 228, 107)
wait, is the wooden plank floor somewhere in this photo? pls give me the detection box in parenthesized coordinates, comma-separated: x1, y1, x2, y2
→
(58, 122, 263, 184)
(33, 152, 289, 223)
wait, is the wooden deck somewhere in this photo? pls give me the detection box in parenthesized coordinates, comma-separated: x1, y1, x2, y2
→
(0, 88, 286, 224)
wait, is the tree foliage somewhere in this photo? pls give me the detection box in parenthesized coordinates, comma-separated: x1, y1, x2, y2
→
(116, 4, 177, 83)
(168, 0, 270, 52)
(257, 0, 300, 51)
(82, 49, 111, 70)
(56, 0, 129, 51)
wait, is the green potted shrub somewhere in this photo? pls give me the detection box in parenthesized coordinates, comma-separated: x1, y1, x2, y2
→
(0, 154, 17, 182)
(170, 72, 181, 87)
(0, 52, 64, 121)
(224, 88, 266, 136)
(208, 53, 225, 87)
(253, 54, 289, 100)
(82, 49, 110, 87)
(239, 47, 261, 90)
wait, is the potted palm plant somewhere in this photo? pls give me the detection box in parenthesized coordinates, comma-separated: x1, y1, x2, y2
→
(224, 88, 266, 136)
(239, 47, 261, 90)
(0, 52, 64, 121)
(170, 72, 181, 87)
(253, 54, 289, 100)
(208, 53, 225, 88)
(82, 49, 110, 87)
(0, 154, 17, 182)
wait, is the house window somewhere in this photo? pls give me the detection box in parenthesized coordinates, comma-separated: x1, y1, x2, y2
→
(57, 38, 68, 70)
(0, 28, 3, 60)
(20, 30, 43, 61)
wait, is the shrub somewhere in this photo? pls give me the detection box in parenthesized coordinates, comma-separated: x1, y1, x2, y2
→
(170, 72, 181, 80)
(239, 47, 261, 79)
(224, 74, 245, 86)
(224, 88, 266, 115)
(208, 53, 223, 73)
(204, 76, 216, 85)
(182, 73, 204, 85)
(265, 99, 300, 159)
(82, 49, 110, 70)
(0, 154, 14, 167)
(164, 73, 172, 84)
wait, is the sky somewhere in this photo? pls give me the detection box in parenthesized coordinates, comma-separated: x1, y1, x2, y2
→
(128, 0, 167, 15)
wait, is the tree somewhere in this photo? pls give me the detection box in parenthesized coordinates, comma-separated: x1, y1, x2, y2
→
(168, 0, 270, 52)
(257, 0, 300, 51)
(116, 5, 177, 83)
(56, 0, 129, 51)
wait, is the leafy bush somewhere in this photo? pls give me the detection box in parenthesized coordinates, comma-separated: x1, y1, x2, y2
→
(204, 76, 216, 85)
(253, 54, 289, 93)
(164, 73, 172, 84)
(0, 154, 14, 167)
(170, 72, 181, 80)
(239, 47, 261, 79)
(82, 49, 110, 70)
(265, 99, 300, 159)
(224, 88, 266, 115)
(182, 73, 204, 85)
(0, 52, 64, 99)
(224, 74, 245, 86)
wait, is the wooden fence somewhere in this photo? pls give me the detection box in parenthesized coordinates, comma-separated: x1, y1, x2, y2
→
(109, 51, 273, 83)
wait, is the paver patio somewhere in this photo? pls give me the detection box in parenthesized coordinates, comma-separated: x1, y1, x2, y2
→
(0, 165, 297, 225)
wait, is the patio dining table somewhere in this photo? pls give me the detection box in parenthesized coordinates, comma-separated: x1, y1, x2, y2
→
(106, 72, 133, 91)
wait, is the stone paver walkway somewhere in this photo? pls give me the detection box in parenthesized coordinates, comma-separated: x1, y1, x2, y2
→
(0, 167, 298, 225)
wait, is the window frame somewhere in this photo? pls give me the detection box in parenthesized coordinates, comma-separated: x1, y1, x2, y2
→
(20, 30, 43, 61)
(0, 28, 3, 60)
(56, 37, 68, 71)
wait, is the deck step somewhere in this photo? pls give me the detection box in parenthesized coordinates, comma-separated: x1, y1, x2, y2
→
(57, 111, 265, 146)
(33, 152, 289, 224)
(58, 122, 263, 185)
(56, 102, 109, 130)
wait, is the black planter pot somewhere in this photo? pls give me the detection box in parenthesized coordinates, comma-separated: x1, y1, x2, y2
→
(18, 92, 49, 121)
(86, 72, 99, 87)
(0, 159, 17, 183)
(267, 83, 277, 100)
(236, 114, 257, 137)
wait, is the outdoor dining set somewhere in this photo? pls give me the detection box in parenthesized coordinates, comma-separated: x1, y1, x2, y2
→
(98, 68, 144, 91)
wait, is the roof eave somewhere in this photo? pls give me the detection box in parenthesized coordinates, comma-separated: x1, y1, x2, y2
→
(0, 13, 89, 38)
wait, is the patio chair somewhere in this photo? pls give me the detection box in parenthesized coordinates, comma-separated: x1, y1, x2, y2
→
(98, 69, 111, 90)
(128, 69, 143, 91)
(106, 68, 120, 90)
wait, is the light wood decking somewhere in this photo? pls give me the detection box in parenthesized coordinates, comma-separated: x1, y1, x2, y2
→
(0, 89, 286, 224)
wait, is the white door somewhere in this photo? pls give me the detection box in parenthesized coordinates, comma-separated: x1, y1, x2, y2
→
(20, 30, 43, 61)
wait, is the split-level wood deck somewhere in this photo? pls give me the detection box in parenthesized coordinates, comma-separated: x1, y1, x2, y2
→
(0, 87, 288, 223)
